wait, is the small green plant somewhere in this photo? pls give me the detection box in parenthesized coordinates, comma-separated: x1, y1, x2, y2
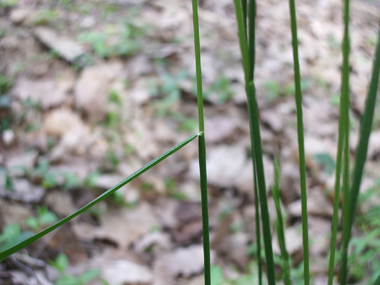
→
(28, 161, 82, 190)
(313, 152, 336, 176)
(164, 178, 188, 200)
(78, 20, 148, 58)
(263, 79, 309, 101)
(24, 207, 58, 232)
(149, 70, 188, 117)
(0, 224, 33, 253)
(204, 75, 235, 103)
(50, 253, 100, 285)
(33, 9, 58, 25)
(0, 167, 14, 191)
(0, 0, 18, 7)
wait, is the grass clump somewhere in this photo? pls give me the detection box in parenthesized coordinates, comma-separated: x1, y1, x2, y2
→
(1, 1, 380, 285)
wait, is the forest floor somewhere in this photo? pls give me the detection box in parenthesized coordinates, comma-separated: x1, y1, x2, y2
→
(1, 0, 380, 284)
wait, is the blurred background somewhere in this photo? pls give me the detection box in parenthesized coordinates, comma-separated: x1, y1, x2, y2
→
(0, 0, 380, 284)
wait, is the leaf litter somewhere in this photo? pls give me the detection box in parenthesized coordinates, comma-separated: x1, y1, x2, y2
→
(0, 0, 380, 284)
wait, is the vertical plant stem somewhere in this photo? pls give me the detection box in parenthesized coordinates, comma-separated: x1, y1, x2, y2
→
(338, 0, 351, 282)
(242, 0, 247, 33)
(248, 0, 256, 78)
(233, 1, 276, 283)
(254, 168, 263, 285)
(272, 158, 291, 285)
(198, 134, 211, 285)
(248, 1, 261, 283)
(327, 0, 351, 280)
(191, 1, 211, 284)
(192, 0, 205, 133)
(340, 21, 380, 285)
(247, 84, 276, 284)
(287, 0, 309, 283)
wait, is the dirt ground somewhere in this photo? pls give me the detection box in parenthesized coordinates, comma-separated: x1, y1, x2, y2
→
(1, 0, 380, 284)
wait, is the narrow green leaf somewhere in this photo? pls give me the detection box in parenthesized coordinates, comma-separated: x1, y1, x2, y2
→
(0, 133, 200, 261)
(338, 0, 352, 283)
(191, 1, 211, 284)
(374, 273, 380, 285)
(192, 0, 205, 133)
(241, 0, 247, 33)
(248, 2, 260, 283)
(246, 83, 276, 285)
(254, 169, 263, 285)
(340, 21, 380, 284)
(233, 0, 251, 84)
(327, 0, 351, 279)
(233, 1, 276, 282)
(287, 0, 310, 282)
(248, 0, 256, 79)
(272, 158, 291, 285)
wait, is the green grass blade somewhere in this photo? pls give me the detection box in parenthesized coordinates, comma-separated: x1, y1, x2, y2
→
(272, 158, 291, 285)
(327, 0, 351, 280)
(338, 0, 352, 282)
(248, 3, 261, 283)
(191, 1, 211, 284)
(233, 1, 276, 283)
(242, 0, 247, 33)
(287, 0, 309, 283)
(192, 0, 205, 133)
(0, 133, 200, 261)
(233, 0, 251, 84)
(254, 168, 263, 285)
(248, 0, 256, 78)
(198, 133, 211, 285)
(340, 21, 380, 284)
(246, 83, 276, 285)
(375, 273, 380, 285)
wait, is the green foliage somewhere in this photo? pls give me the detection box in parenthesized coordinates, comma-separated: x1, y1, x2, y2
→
(271, 158, 291, 285)
(0, 75, 12, 94)
(0, 133, 199, 260)
(164, 178, 188, 200)
(0, 224, 33, 253)
(28, 161, 82, 190)
(149, 70, 188, 117)
(204, 75, 235, 103)
(78, 21, 148, 58)
(263, 79, 309, 101)
(50, 253, 100, 285)
(148, 70, 197, 132)
(33, 9, 58, 25)
(313, 153, 336, 176)
(0, 167, 14, 191)
(24, 207, 58, 232)
(0, 0, 18, 7)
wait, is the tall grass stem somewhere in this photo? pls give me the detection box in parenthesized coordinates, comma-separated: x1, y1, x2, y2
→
(191, 1, 211, 284)
(272, 158, 291, 285)
(254, 169, 263, 285)
(287, 0, 309, 282)
(327, 0, 351, 280)
(233, 1, 276, 282)
(340, 21, 380, 284)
